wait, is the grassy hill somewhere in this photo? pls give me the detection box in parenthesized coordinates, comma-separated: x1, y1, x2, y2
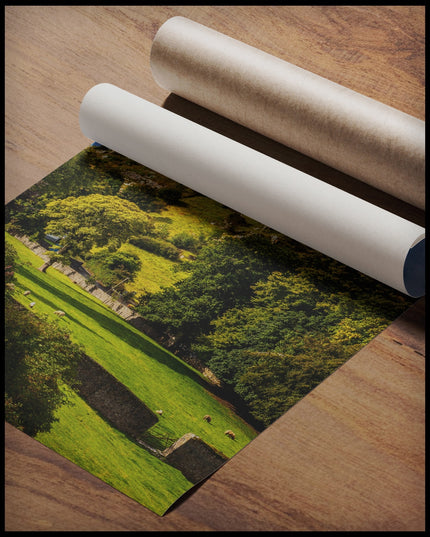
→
(6, 232, 258, 514)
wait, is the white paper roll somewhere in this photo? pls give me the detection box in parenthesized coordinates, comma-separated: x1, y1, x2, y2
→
(79, 83, 425, 297)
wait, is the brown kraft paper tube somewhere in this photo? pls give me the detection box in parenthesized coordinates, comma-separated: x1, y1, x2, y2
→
(150, 16, 425, 210)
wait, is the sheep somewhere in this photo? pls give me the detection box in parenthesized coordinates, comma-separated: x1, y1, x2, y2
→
(155, 409, 163, 415)
(29, 302, 36, 308)
(203, 415, 212, 423)
(23, 290, 31, 296)
(53, 310, 66, 317)
(224, 430, 235, 440)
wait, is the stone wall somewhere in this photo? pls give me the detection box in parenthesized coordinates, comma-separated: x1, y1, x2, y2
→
(162, 433, 227, 483)
(13, 235, 141, 323)
(76, 354, 158, 439)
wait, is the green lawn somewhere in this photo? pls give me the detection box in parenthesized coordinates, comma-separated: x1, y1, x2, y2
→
(37, 386, 192, 515)
(6, 232, 258, 513)
(119, 242, 189, 296)
(159, 196, 227, 240)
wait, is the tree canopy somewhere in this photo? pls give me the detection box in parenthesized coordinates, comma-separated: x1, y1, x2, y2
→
(41, 194, 153, 261)
(138, 236, 273, 345)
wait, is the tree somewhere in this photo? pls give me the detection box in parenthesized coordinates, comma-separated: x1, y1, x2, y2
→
(39, 194, 153, 270)
(4, 246, 84, 436)
(236, 339, 346, 426)
(5, 301, 85, 436)
(5, 241, 17, 278)
(5, 148, 124, 241)
(171, 231, 201, 252)
(105, 251, 141, 281)
(138, 236, 272, 347)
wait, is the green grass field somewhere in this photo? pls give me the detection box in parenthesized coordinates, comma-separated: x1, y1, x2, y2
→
(159, 196, 229, 240)
(6, 232, 258, 514)
(119, 242, 189, 295)
(37, 386, 192, 514)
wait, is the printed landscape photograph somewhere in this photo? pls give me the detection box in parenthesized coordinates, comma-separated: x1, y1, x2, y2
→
(4, 145, 414, 515)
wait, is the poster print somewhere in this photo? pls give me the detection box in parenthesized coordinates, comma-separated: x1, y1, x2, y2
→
(4, 145, 413, 515)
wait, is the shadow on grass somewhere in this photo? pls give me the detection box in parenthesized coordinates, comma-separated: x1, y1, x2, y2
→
(17, 263, 207, 386)
(17, 269, 103, 340)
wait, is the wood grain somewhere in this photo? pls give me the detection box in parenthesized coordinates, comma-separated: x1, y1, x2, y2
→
(5, 5, 425, 531)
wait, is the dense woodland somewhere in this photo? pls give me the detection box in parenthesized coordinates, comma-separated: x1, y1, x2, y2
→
(5, 146, 413, 429)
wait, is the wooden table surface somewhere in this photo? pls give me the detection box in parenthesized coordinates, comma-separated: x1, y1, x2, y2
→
(4, 6, 425, 531)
